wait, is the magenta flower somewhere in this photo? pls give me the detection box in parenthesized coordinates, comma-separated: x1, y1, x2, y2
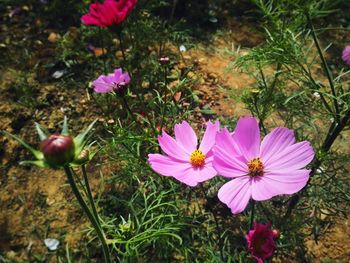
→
(342, 45, 350, 66)
(246, 222, 277, 263)
(213, 117, 314, 214)
(92, 68, 131, 93)
(148, 121, 220, 186)
(81, 0, 137, 28)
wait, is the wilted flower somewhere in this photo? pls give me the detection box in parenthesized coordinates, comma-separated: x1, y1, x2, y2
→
(81, 0, 137, 28)
(148, 121, 220, 186)
(213, 116, 314, 214)
(92, 68, 130, 94)
(246, 222, 277, 263)
(342, 45, 350, 66)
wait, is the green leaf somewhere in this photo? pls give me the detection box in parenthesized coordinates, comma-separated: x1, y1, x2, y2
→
(35, 122, 48, 141)
(3, 131, 43, 160)
(20, 159, 47, 168)
(73, 119, 97, 156)
(61, 116, 69, 136)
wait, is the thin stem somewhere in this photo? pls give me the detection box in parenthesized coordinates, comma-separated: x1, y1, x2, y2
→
(249, 200, 255, 229)
(99, 27, 107, 74)
(200, 185, 224, 262)
(63, 166, 112, 263)
(159, 65, 169, 133)
(296, 62, 334, 115)
(121, 96, 143, 133)
(307, 13, 340, 119)
(118, 31, 127, 66)
(82, 165, 100, 224)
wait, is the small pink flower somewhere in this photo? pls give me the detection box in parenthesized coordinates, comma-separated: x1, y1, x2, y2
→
(92, 68, 130, 93)
(81, 0, 137, 28)
(342, 45, 350, 66)
(214, 116, 314, 214)
(148, 121, 220, 186)
(246, 222, 277, 263)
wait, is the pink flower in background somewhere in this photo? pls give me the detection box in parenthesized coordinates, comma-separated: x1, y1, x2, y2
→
(92, 68, 130, 93)
(148, 121, 220, 186)
(213, 116, 314, 214)
(81, 0, 137, 28)
(246, 222, 276, 263)
(342, 45, 350, 66)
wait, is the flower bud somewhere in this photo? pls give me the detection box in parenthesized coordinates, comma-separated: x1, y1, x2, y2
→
(75, 149, 90, 164)
(40, 134, 75, 167)
(271, 229, 280, 240)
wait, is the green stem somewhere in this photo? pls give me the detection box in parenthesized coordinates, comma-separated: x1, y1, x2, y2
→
(118, 30, 127, 66)
(159, 65, 169, 133)
(63, 166, 112, 263)
(307, 13, 340, 119)
(249, 200, 255, 229)
(121, 96, 143, 133)
(99, 27, 107, 74)
(200, 186, 224, 261)
(81, 165, 100, 224)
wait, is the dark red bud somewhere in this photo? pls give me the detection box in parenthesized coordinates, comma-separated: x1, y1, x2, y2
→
(40, 134, 75, 167)
(271, 229, 280, 240)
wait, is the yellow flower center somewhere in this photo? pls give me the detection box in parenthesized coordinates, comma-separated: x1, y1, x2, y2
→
(190, 150, 206, 167)
(248, 158, 264, 177)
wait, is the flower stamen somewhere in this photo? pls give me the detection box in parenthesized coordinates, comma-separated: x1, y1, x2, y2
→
(248, 158, 264, 177)
(190, 150, 206, 167)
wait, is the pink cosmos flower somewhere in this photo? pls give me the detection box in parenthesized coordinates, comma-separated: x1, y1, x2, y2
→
(81, 0, 137, 28)
(342, 45, 350, 66)
(148, 121, 220, 187)
(246, 222, 277, 263)
(213, 116, 314, 214)
(92, 68, 130, 93)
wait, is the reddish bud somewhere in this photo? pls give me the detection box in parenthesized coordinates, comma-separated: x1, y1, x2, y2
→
(40, 134, 75, 167)
(271, 229, 280, 240)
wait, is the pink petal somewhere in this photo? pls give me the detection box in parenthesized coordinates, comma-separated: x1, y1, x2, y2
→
(174, 168, 201, 187)
(92, 77, 112, 93)
(252, 170, 310, 200)
(81, 14, 102, 27)
(218, 176, 252, 214)
(114, 68, 122, 79)
(148, 154, 190, 177)
(158, 131, 189, 161)
(122, 72, 131, 84)
(213, 149, 247, 178)
(215, 128, 243, 157)
(192, 163, 217, 183)
(174, 121, 198, 155)
(232, 117, 260, 161)
(260, 127, 295, 164)
(264, 141, 314, 171)
(213, 129, 247, 177)
(199, 120, 220, 154)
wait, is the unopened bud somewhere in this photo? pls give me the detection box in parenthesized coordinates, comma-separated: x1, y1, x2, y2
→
(76, 149, 90, 164)
(40, 134, 75, 167)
